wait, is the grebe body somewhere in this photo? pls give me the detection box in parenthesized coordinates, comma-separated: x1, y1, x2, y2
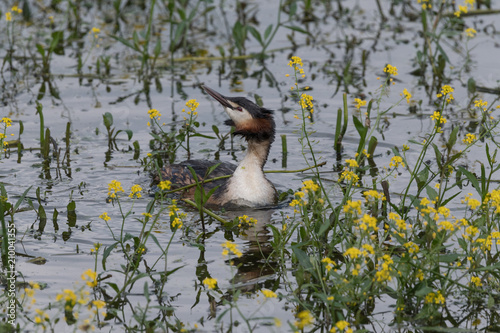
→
(156, 86, 277, 209)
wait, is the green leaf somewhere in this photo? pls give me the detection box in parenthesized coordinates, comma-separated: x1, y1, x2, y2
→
(154, 38, 162, 58)
(438, 253, 459, 263)
(248, 26, 263, 45)
(425, 185, 438, 202)
(447, 126, 459, 151)
(283, 25, 309, 34)
(103, 112, 113, 129)
(102, 242, 118, 270)
(264, 24, 273, 40)
(457, 166, 481, 197)
(109, 34, 140, 52)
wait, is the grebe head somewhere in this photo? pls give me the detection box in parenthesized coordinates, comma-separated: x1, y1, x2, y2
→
(202, 85, 275, 142)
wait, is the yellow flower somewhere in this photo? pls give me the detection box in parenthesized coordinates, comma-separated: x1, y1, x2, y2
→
(142, 212, 152, 218)
(288, 56, 303, 69)
(203, 277, 217, 289)
(425, 291, 445, 305)
(335, 320, 350, 331)
(436, 85, 454, 103)
(339, 169, 359, 183)
(470, 276, 482, 287)
(186, 99, 199, 112)
(294, 310, 314, 330)
(99, 212, 111, 222)
(1, 118, 12, 127)
(107, 180, 124, 198)
(389, 156, 405, 168)
(354, 98, 367, 110)
(404, 241, 420, 254)
(301, 179, 319, 193)
(465, 27, 477, 38)
(401, 88, 412, 103)
(6, 12, 12, 22)
(172, 217, 183, 229)
(345, 159, 359, 168)
(322, 257, 336, 272)
(383, 64, 398, 76)
(12, 6, 22, 14)
(430, 111, 447, 124)
(129, 184, 142, 198)
(92, 300, 106, 309)
(56, 289, 77, 305)
(462, 133, 476, 144)
(300, 94, 314, 112)
(261, 289, 277, 298)
(237, 215, 257, 228)
(148, 108, 161, 120)
(221, 241, 242, 258)
(81, 269, 98, 288)
(158, 180, 172, 190)
(343, 200, 362, 215)
(344, 247, 362, 259)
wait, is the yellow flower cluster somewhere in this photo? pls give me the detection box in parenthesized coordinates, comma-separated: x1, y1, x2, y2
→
(302, 179, 319, 193)
(300, 93, 314, 113)
(108, 180, 124, 198)
(294, 310, 314, 330)
(343, 200, 362, 216)
(148, 108, 161, 120)
(363, 190, 385, 202)
(168, 199, 186, 229)
(330, 320, 353, 333)
(81, 269, 98, 288)
(436, 85, 454, 103)
(5, 6, 22, 22)
(261, 289, 277, 298)
(55, 289, 78, 305)
(403, 241, 420, 254)
(374, 255, 394, 283)
(203, 277, 217, 289)
(462, 133, 476, 145)
(99, 212, 111, 222)
(321, 257, 336, 272)
(129, 184, 142, 198)
(455, 0, 475, 17)
(356, 214, 379, 232)
(417, 0, 432, 10)
(183, 99, 199, 117)
(90, 27, 100, 39)
(462, 193, 481, 210)
(430, 111, 447, 127)
(1, 117, 12, 127)
(383, 64, 398, 76)
(237, 215, 257, 228)
(289, 56, 304, 72)
(425, 290, 446, 305)
(354, 98, 367, 110)
(345, 159, 358, 168)
(389, 156, 405, 168)
(465, 27, 477, 38)
(344, 247, 362, 259)
(474, 99, 487, 111)
(470, 276, 482, 287)
(158, 180, 172, 190)
(221, 240, 242, 258)
(34, 309, 49, 325)
(401, 88, 412, 104)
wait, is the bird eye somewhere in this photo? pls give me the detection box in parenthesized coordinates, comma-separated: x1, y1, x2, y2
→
(236, 107, 243, 112)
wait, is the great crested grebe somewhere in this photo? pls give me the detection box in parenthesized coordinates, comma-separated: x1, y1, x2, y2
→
(157, 86, 278, 209)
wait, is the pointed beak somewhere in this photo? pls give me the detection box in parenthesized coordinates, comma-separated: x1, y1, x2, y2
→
(202, 86, 234, 110)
